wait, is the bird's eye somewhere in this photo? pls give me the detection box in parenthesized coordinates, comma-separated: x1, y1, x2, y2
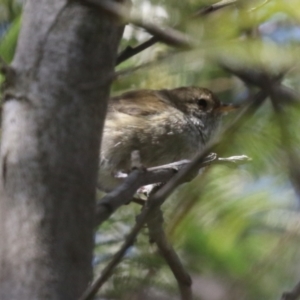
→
(197, 99, 208, 110)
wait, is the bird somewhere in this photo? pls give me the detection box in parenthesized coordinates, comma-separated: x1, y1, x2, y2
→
(98, 86, 237, 192)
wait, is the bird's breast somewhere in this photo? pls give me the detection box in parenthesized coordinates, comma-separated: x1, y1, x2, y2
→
(100, 111, 209, 172)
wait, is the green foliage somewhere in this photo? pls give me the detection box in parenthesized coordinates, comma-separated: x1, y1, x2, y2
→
(0, 1, 21, 91)
(0, 15, 20, 62)
(0, 0, 22, 22)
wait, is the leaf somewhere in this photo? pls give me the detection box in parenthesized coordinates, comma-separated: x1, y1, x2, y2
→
(0, 15, 21, 62)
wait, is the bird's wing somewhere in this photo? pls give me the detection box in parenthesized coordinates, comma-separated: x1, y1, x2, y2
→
(108, 89, 172, 117)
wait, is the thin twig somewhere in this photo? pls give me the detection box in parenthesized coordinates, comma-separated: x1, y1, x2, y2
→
(115, 0, 238, 66)
(194, 0, 237, 17)
(95, 154, 250, 226)
(95, 157, 204, 227)
(248, 0, 270, 12)
(95, 168, 173, 227)
(114, 49, 177, 80)
(84, 0, 194, 49)
(147, 206, 193, 300)
(220, 62, 285, 87)
(116, 36, 158, 66)
(281, 281, 300, 300)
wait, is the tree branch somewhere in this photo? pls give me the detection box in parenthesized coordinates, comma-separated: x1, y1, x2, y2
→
(147, 205, 193, 300)
(194, 0, 237, 17)
(116, 36, 158, 66)
(95, 154, 250, 227)
(115, 0, 238, 66)
(281, 281, 300, 300)
(83, 0, 193, 49)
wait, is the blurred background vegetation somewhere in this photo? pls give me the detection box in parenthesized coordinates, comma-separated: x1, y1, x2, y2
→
(2, 0, 300, 299)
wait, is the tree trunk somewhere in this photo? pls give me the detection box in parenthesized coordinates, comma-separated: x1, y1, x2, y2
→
(0, 0, 123, 299)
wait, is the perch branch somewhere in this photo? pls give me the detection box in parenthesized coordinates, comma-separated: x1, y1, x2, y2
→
(95, 154, 250, 226)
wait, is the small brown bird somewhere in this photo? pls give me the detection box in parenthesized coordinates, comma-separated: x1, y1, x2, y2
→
(99, 86, 236, 191)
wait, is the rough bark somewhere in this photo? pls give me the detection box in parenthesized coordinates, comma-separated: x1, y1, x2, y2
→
(0, 0, 123, 299)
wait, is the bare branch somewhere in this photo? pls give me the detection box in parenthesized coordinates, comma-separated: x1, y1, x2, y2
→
(95, 168, 174, 227)
(281, 281, 300, 300)
(147, 206, 193, 300)
(114, 49, 175, 80)
(220, 62, 285, 87)
(80, 206, 149, 300)
(95, 154, 250, 226)
(194, 0, 269, 17)
(115, 0, 238, 66)
(84, 0, 194, 49)
(116, 36, 158, 66)
(194, 0, 237, 17)
(248, 0, 270, 12)
(218, 155, 251, 164)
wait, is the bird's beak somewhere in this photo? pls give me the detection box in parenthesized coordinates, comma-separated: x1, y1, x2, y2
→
(216, 103, 240, 113)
